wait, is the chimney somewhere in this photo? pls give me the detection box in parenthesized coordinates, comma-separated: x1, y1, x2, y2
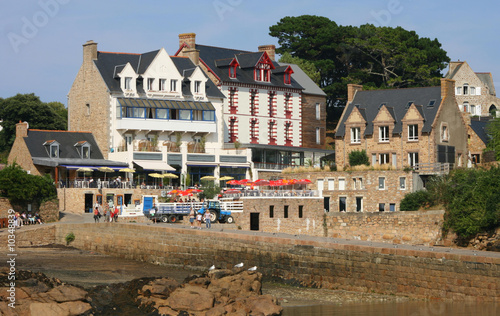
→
(441, 78, 455, 100)
(179, 33, 196, 49)
(185, 48, 200, 66)
(347, 84, 363, 104)
(448, 61, 464, 77)
(258, 45, 276, 61)
(16, 121, 28, 138)
(83, 40, 97, 65)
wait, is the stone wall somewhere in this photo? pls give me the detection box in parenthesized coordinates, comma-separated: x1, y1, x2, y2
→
(301, 93, 326, 149)
(6, 224, 497, 301)
(233, 198, 444, 246)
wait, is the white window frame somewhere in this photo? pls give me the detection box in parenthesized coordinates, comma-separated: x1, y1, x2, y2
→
(470, 104, 476, 115)
(456, 87, 462, 95)
(124, 77, 132, 90)
(408, 152, 419, 167)
(159, 78, 166, 91)
(470, 86, 476, 95)
(315, 103, 320, 120)
(379, 126, 389, 142)
(147, 78, 154, 91)
(408, 124, 418, 141)
(316, 127, 321, 145)
(352, 178, 357, 190)
(441, 123, 449, 142)
(50, 143, 59, 158)
(338, 178, 345, 191)
(463, 83, 469, 95)
(328, 178, 335, 190)
(379, 153, 389, 165)
(358, 177, 363, 190)
(378, 177, 386, 190)
(170, 79, 177, 92)
(194, 80, 202, 94)
(81, 144, 90, 159)
(351, 127, 361, 144)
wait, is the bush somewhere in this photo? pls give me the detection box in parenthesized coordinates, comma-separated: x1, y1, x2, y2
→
(65, 232, 75, 245)
(348, 150, 369, 167)
(400, 190, 434, 211)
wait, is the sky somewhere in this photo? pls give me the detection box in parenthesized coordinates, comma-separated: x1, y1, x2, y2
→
(1, 0, 499, 106)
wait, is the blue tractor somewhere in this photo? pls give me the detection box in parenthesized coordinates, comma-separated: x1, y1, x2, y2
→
(198, 200, 234, 224)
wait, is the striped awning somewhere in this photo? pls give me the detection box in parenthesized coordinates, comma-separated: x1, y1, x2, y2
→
(117, 98, 215, 111)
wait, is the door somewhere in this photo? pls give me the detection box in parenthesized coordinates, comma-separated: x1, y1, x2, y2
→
(339, 197, 346, 212)
(84, 194, 94, 213)
(324, 197, 330, 212)
(250, 213, 260, 231)
(143, 196, 154, 212)
(356, 197, 362, 212)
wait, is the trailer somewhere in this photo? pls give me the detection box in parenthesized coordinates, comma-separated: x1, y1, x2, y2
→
(141, 195, 240, 224)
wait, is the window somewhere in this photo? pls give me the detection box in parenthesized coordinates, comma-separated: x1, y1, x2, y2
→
(356, 197, 363, 212)
(50, 144, 59, 158)
(463, 102, 469, 113)
(470, 86, 476, 95)
(284, 72, 291, 84)
(268, 92, 275, 117)
(203, 111, 215, 121)
(351, 127, 361, 143)
(269, 205, 274, 218)
(358, 178, 363, 189)
(456, 87, 462, 95)
(194, 81, 202, 93)
(156, 108, 168, 119)
(408, 152, 419, 167)
(339, 197, 346, 212)
(179, 110, 191, 120)
(86, 103, 90, 115)
(390, 203, 396, 212)
(352, 178, 357, 190)
(408, 124, 418, 141)
(124, 77, 132, 90)
(82, 144, 90, 159)
(250, 119, 258, 143)
(284, 205, 289, 218)
(316, 103, 320, 120)
(328, 179, 334, 190)
(441, 123, 449, 142)
(463, 84, 469, 95)
(298, 205, 303, 218)
(470, 105, 476, 115)
(379, 153, 389, 165)
(159, 79, 166, 91)
(379, 203, 385, 212)
(338, 178, 345, 190)
(379, 126, 389, 142)
(399, 177, 406, 190)
(428, 100, 436, 107)
(147, 78, 154, 91)
(472, 154, 480, 164)
(229, 64, 237, 78)
(378, 177, 385, 190)
(229, 118, 237, 142)
(170, 79, 177, 92)
(250, 91, 257, 116)
(285, 121, 292, 145)
(316, 127, 321, 145)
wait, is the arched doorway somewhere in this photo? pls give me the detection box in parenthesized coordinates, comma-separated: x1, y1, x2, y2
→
(489, 104, 498, 117)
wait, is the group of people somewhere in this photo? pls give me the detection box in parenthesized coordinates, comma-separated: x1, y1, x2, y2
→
(93, 203, 120, 223)
(12, 211, 43, 227)
(188, 206, 212, 230)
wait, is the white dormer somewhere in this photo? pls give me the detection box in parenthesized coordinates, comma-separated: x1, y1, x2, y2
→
(117, 63, 138, 96)
(43, 140, 60, 158)
(74, 141, 91, 159)
(186, 67, 208, 100)
(142, 48, 183, 98)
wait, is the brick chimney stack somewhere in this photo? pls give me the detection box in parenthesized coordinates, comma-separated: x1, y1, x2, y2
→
(347, 84, 363, 104)
(83, 40, 97, 65)
(178, 33, 199, 65)
(16, 121, 28, 138)
(441, 78, 455, 100)
(258, 45, 276, 61)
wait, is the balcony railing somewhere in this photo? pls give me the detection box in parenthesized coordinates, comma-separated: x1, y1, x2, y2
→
(253, 162, 296, 170)
(413, 163, 453, 174)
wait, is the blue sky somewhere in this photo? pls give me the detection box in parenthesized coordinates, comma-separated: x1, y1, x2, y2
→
(1, 0, 499, 105)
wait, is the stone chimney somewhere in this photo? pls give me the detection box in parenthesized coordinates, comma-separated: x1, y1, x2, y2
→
(347, 84, 363, 104)
(16, 121, 28, 138)
(83, 40, 97, 65)
(441, 78, 455, 100)
(258, 45, 276, 61)
(448, 61, 464, 77)
(179, 33, 196, 49)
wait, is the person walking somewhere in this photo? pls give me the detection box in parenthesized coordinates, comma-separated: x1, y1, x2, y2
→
(93, 206, 100, 223)
(189, 207, 196, 228)
(204, 209, 211, 229)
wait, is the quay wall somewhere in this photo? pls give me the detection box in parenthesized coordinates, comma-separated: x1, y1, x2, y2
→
(4, 224, 498, 301)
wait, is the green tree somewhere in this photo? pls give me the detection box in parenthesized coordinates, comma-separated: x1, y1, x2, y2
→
(278, 52, 321, 85)
(348, 150, 369, 167)
(485, 117, 500, 160)
(0, 93, 67, 153)
(0, 163, 57, 205)
(269, 16, 449, 122)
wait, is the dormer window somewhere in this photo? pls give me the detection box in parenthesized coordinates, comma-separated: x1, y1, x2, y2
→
(147, 78, 154, 91)
(44, 140, 59, 158)
(463, 83, 469, 95)
(159, 79, 166, 91)
(283, 66, 293, 85)
(255, 64, 271, 82)
(170, 79, 177, 92)
(194, 81, 201, 94)
(124, 77, 132, 90)
(74, 141, 91, 159)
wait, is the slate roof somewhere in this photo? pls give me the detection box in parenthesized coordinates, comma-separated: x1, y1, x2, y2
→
(93, 50, 225, 99)
(279, 62, 326, 96)
(476, 72, 496, 96)
(335, 86, 442, 137)
(195, 44, 303, 90)
(470, 118, 491, 145)
(23, 130, 127, 167)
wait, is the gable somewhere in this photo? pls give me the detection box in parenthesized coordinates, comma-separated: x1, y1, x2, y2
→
(403, 104, 424, 121)
(373, 105, 395, 123)
(142, 48, 182, 80)
(346, 106, 366, 124)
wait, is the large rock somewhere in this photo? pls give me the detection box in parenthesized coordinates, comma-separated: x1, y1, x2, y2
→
(165, 285, 215, 311)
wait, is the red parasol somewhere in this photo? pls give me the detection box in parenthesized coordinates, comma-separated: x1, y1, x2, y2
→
(225, 189, 241, 194)
(253, 179, 270, 186)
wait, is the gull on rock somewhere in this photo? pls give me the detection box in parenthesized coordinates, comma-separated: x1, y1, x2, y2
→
(234, 262, 244, 268)
(208, 265, 215, 271)
(248, 266, 257, 271)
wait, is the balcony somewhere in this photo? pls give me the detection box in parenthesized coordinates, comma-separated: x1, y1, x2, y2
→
(253, 162, 296, 170)
(116, 118, 216, 134)
(413, 163, 453, 175)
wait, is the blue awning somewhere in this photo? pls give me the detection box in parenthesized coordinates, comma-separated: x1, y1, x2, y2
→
(59, 165, 125, 170)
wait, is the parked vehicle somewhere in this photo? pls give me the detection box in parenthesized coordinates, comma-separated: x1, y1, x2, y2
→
(141, 195, 238, 224)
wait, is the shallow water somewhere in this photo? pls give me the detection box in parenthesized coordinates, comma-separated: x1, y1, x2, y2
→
(283, 301, 499, 316)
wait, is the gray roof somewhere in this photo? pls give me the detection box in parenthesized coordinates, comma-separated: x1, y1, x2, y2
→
(279, 62, 326, 96)
(93, 50, 225, 99)
(336, 86, 442, 137)
(195, 44, 303, 90)
(476, 73, 496, 96)
(23, 130, 127, 167)
(470, 118, 491, 145)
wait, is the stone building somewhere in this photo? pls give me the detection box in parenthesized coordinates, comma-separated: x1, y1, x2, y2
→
(445, 60, 500, 117)
(68, 41, 252, 185)
(335, 79, 468, 171)
(175, 33, 331, 177)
